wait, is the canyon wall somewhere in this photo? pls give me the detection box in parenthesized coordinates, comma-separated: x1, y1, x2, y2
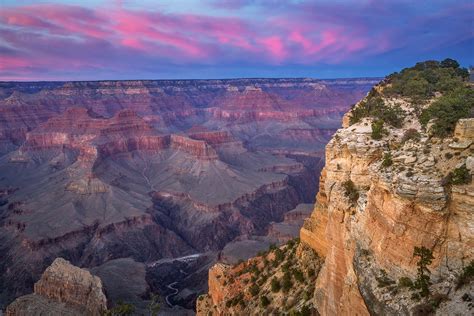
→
(0, 78, 377, 310)
(198, 62, 473, 315)
(300, 94, 473, 315)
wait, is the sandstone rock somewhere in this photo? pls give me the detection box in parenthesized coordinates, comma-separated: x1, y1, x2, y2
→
(466, 156, 474, 174)
(454, 118, 474, 141)
(6, 258, 107, 316)
(449, 140, 472, 149)
(296, 86, 473, 315)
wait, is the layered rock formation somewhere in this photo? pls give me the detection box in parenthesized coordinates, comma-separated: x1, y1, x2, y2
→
(198, 62, 473, 315)
(0, 78, 376, 310)
(300, 76, 473, 316)
(6, 258, 106, 316)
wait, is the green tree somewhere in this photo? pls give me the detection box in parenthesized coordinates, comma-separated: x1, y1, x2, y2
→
(440, 58, 460, 69)
(413, 246, 434, 297)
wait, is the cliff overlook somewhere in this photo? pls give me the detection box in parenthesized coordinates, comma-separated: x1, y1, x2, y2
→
(198, 59, 474, 315)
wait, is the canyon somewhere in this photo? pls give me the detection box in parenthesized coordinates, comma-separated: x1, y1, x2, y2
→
(0, 78, 377, 311)
(197, 61, 473, 315)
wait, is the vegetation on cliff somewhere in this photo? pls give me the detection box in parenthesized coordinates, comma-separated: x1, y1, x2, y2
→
(350, 58, 473, 138)
(197, 238, 322, 315)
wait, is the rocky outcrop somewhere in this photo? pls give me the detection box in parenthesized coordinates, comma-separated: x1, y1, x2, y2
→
(169, 135, 218, 160)
(197, 62, 473, 315)
(197, 241, 322, 316)
(299, 92, 473, 314)
(6, 258, 107, 316)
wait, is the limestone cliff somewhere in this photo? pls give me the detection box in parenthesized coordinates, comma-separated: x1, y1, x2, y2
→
(198, 60, 474, 315)
(300, 62, 473, 315)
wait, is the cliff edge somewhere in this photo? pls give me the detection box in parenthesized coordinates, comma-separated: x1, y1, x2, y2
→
(198, 59, 474, 315)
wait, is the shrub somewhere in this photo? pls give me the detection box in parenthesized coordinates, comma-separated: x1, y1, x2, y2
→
(456, 260, 474, 289)
(274, 248, 285, 262)
(382, 152, 393, 168)
(450, 165, 472, 185)
(249, 284, 260, 296)
(444, 152, 453, 159)
(406, 170, 414, 177)
(104, 302, 135, 316)
(350, 95, 405, 127)
(342, 180, 359, 204)
(401, 128, 421, 143)
(293, 269, 304, 283)
(282, 272, 293, 293)
(260, 295, 270, 307)
(420, 86, 474, 137)
(398, 276, 414, 288)
(413, 246, 434, 297)
(271, 277, 281, 292)
(371, 120, 386, 140)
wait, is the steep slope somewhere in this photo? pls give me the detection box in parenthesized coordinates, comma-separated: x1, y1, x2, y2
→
(198, 60, 473, 315)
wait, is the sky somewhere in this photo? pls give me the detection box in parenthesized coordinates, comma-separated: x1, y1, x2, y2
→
(0, 0, 473, 81)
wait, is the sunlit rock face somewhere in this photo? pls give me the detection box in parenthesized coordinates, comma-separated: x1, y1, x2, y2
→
(0, 78, 377, 309)
(301, 94, 473, 315)
(6, 258, 107, 316)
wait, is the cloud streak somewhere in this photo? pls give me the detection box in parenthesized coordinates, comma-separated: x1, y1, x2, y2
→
(0, 0, 472, 80)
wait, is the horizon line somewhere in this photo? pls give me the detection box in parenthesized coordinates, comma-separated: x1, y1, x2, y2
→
(0, 76, 383, 84)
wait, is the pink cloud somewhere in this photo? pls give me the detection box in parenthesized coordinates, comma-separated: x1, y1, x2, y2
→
(258, 36, 287, 61)
(0, 2, 386, 77)
(4, 1, 469, 79)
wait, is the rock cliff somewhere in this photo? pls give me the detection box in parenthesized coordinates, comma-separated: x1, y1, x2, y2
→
(300, 61, 473, 316)
(5, 258, 107, 316)
(198, 60, 474, 315)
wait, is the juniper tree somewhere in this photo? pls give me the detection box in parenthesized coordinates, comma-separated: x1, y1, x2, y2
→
(413, 246, 434, 297)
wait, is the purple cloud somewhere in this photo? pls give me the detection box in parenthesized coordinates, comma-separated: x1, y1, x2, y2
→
(0, 1, 472, 80)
